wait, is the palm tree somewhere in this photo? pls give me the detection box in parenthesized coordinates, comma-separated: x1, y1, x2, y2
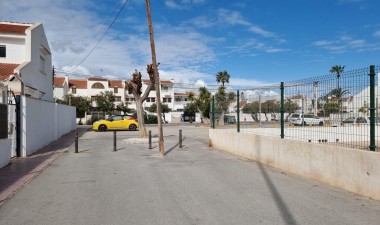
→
(330, 65, 345, 78)
(330, 65, 345, 122)
(216, 70, 230, 87)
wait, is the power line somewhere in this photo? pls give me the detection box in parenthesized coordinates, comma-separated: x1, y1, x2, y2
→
(64, 1, 125, 66)
(69, 0, 129, 72)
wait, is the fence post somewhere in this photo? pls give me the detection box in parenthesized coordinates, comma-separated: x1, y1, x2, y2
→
(212, 95, 215, 129)
(237, 90, 240, 132)
(75, 132, 78, 153)
(179, 129, 182, 148)
(280, 82, 284, 139)
(113, 131, 117, 152)
(149, 130, 152, 149)
(369, 65, 376, 151)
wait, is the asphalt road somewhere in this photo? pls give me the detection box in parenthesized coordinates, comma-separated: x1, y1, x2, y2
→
(0, 125, 379, 225)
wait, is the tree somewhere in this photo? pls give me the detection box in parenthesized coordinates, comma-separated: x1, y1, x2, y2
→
(242, 101, 260, 122)
(324, 102, 340, 115)
(146, 103, 171, 123)
(126, 66, 155, 138)
(187, 86, 211, 121)
(261, 100, 279, 121)
(183, 102, 197, 122)
(216, 70, 230, 87)
(330, 65, 345, 79)
(61, 95, 92, 123)
(95, 91, 115, 116)
(116, 102, 132, 114)
(214, 87, 236, 125)
(284, 99, 300, 121)
(358, 101, 368, 114)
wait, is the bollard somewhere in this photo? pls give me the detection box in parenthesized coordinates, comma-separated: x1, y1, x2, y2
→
(75, 132, 78, 153)
(149, 130, 152, 149)
(179, 129, 182, 148)
(113, 131, 116, 152)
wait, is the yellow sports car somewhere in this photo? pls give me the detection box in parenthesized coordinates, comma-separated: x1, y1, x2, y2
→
(92, 115, 139, 131)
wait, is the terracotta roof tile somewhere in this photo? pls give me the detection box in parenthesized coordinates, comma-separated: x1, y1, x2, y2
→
(53, 77, 65, 87)
(0, 23, 30, 35)
(109, 80, 123, 88)
(88, 77, 107, 81)
(69, 79, 87, 89)
(174, 92, 189, 96)
(160, 80, 173, 84)
(0, 63, 19, 80)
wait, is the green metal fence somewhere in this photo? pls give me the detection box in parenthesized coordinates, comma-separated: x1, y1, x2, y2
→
(211, 65, 380, 151)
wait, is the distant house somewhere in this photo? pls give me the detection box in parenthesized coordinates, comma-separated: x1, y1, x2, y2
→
(0, 21, 53, 101)
(53, 76, 177, 113)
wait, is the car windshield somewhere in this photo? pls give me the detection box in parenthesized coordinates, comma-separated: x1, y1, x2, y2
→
(344, 117, 355, 123)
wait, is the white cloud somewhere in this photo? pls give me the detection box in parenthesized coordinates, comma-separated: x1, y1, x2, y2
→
(229, 78, 274, 88)
(374, 30, 380, 37)
(217, 9, 275, 38)
(194, 80, 207, 88)
(227, 38, 287, 55)
(165, 0, 205, 10)
(313, 35, 369, 53)
(190, 16, 215, 28)
(0, 0, 218, 84)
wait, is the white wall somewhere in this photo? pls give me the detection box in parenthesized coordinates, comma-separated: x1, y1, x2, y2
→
(20, 96, 76, 156)
(19, 23, 53, 102)
(0, 37, 26, 64)
(56, 103, 76, 137)
(209, 129, 380, 201)
(0, 139, 11, 168)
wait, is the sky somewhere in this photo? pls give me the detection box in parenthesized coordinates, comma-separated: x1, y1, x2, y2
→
(1, 0, 380, 90)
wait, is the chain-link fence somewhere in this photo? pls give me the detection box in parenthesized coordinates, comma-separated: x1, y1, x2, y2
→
(211, 65, 380, 151)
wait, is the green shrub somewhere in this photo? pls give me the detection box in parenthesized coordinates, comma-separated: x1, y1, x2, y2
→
(144, 114, 158, 124)
(86, 116, 99, 125)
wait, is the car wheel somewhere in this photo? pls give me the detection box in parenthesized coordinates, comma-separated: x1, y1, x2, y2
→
(99, 124, 107, 132)
(129, 124, 137, 131)
(319, 121, 324, 126)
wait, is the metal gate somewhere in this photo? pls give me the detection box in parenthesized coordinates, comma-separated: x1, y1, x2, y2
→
(0, 84, 20, 157)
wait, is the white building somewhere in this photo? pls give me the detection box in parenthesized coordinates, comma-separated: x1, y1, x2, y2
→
(0, 21, 76, 164)
(54, 76, 178, 112)
(0, 21, 53, 101)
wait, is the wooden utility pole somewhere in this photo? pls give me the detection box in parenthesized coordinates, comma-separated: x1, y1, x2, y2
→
(145, 0, 164, 156)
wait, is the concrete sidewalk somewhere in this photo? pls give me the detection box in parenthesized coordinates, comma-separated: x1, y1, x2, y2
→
(0, 126, 89, 205)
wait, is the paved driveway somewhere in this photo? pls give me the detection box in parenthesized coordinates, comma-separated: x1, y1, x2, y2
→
(0, 125, 379, 225)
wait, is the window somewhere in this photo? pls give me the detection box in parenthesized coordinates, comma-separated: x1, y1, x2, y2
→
(0, 46, 5, 57)
(162, 86, 168, 91)
(40, 56, 45, 73)
(72, 87, 76, 94)
(91, 96, 97, 101)
(115, 96, 121, 102)
(114, 87, 118, 93)
(151, 97, 155, 102)
(110, 115, 123, 121)
(163, 98, 172, 103)
(91, 82, 105, 89)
